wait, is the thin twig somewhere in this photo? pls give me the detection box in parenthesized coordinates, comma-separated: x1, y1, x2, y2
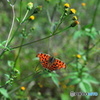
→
(5, 5, 15, 47)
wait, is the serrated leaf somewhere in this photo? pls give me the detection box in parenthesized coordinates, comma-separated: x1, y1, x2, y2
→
(0, 88, 9, 98)
(67, 78, 81, 86)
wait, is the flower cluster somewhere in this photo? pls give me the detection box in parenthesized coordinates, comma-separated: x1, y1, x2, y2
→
(26, 2, 42, 21)
(64, 3, 79, 27)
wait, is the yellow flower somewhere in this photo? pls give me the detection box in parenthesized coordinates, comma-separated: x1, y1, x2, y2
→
(27, 2, 33, 10)
(64, 3, 70, 8)
(29, 15, 35, 20)
(20, 86, 26, 91)
(81, 3, 86, 7)
(76, 54, 81, 59)
(72, 16, 78, 20)
(70, 9, 76, 14)
(70, 20, 79, 27)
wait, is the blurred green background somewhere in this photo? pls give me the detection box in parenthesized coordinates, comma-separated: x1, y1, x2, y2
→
(0, 0, 100, 100)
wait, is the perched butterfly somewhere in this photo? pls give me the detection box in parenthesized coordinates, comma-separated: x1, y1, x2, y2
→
(36, 53, 66, 71)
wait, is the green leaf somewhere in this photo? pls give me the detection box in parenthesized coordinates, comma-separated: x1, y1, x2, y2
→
(81, 72, 89, 77)
(2, 41, 7, 45)
(83, 24, 92, 29)
(49, 72, 59, 87)
(32, 57, 39, 61)
(5, 74, 10, 79)
(79, 81, 92, 92)
(73, 30, 83, 39)
(16, 17, 20, 22)
(84, 27, 98, 39)
(61, 72, 78, 81)
(84, 75, 99, 84)
(51, 75, 59, 87)
(68, 72, 79, 76)
(62, 75, 78, 80)
(0, 88, 9, 98)
(67, 78, 81, 86)
(61, 92, 71, 100)
(8, 60, 14, 68)
(82, 67, 89, 71)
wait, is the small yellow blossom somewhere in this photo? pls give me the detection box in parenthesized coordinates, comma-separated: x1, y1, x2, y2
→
(70, 20, 79, 27)
(20, 86, 26, 91)
(64, 3, 70, 8)
(72, 16, 78, 20)
(27, 2, 33, 10)
(29, 15, 35, 20)
(76, 54, 81, 59)
(70, 9, 76, 14)
(81, 3, 86, 7)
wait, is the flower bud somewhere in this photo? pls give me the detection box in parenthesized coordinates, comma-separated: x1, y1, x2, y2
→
(72, 16, 78, 20)
(29, 15, 35, 20)
(81, 3, 86, 7)
(70, 9, 76, 14)
(27, 2, 33, 10)
(76, 54, 81, 59)
(64, 3, 70, 8)
(70, 21, 79, 27)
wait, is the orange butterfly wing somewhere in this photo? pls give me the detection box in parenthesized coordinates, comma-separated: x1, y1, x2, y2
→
(36, 53, 66, 71)
(36, 53, 51, 69)
(48, 59, 66, 71)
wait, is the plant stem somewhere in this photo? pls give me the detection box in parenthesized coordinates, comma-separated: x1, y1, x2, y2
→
(0, 9, 29, 58)
(86, 0, 100, 61)
(5, 5, 15, 47)
(13, 38, 24, 67)
(12, 26, 70, 50)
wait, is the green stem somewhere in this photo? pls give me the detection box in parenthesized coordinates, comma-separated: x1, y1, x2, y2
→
(0, 10, 29, 58)
(13, 38, 24, 67)
(86, 0, 100, 60)
(5, 5, 15, 47)
(12, 26, 70, 50)
(52, 13, 65, 35)
(19, 0, 22, 21)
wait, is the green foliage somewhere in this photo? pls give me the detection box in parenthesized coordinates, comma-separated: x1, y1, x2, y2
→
(0, 88, 9, 98)
(0, 0, 100, 100)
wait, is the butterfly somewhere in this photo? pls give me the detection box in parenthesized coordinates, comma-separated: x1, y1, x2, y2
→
(36, 53, 66, 71)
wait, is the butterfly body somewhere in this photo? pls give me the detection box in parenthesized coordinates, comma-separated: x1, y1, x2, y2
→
(36, 53, 66, 71)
